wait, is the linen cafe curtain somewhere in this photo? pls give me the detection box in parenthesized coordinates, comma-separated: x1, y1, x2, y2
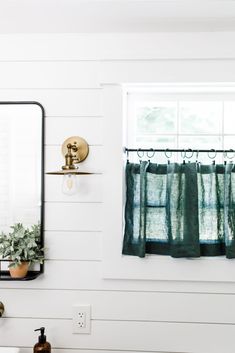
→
(122, 161, 235, 258)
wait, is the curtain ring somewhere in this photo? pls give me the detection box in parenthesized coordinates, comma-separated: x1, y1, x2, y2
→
(208, 149, 217, 159)
(225, 149, 235, 159)
(147, 148, 155, 159)
(137, 149, 144, 159)
(164, 149, 172, 159)
(185, 149, 194, 159)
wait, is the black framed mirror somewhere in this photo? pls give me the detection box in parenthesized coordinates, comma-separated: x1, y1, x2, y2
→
(0, 101, 44, 280)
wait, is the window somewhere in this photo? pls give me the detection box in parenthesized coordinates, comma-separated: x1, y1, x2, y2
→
(126, 85, 235, 163)
(103, 83, 235, 282)
(123, 84, 235, 259)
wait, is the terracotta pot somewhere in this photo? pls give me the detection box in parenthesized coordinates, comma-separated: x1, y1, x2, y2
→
(9, 262, 29, 278)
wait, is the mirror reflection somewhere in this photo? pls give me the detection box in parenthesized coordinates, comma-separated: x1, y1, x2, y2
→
(0, 103, 43, 233)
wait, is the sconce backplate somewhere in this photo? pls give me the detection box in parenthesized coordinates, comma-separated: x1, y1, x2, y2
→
(0, 301, 4, 317)
(62, 136, 89, 163)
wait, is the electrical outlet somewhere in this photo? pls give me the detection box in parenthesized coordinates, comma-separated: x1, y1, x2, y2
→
(72, 305, 91, 334)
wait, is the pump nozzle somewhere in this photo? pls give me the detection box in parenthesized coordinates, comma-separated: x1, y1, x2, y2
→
(35, 327, 46, 343)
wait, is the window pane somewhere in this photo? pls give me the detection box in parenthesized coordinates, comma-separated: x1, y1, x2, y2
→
(179, 101, 222, 134)
(224, 136, 235, 150)
(224, 102, 235, 134)
(136, 102, 177, 135)
(179, 135, 222, 149)
(136, 135, 175, 147)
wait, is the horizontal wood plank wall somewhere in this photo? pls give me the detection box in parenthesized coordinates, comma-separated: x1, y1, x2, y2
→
(0, 33, 235, 60)
(2, 289, 235, 324)
(0, 33, 235, 353)
(1, 318, 235, 353)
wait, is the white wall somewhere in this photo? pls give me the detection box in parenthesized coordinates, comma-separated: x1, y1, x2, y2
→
(1, 33, 235, 353)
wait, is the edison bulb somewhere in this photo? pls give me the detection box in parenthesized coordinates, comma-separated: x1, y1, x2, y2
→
(62, 173, 78, 195)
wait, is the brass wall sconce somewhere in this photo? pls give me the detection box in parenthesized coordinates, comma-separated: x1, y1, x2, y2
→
(0, 302, 4, 317)
(47, 136, 92, 195)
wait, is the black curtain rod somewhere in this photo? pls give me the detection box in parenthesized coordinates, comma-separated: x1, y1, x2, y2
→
(125, 148, 235, 153)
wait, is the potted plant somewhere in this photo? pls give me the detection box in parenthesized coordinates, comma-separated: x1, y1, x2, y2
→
(0, 223, 44, 278)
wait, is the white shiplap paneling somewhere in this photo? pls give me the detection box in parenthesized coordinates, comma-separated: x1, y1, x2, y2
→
(0, 318, 235, 353)
(45, 231, 102, 260)
(44, 203, 102, 232)
(0, 62, 100, 88)
(1, 289, 235, 324)
(2, 260, 235, 293)
(0, 33, 235, 61)
(100, 59, 235, 84)
(0, 89, 102, 116)
(45, 117, 103, 146)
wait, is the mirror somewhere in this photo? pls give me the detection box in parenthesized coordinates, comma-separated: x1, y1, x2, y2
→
(0, 102, 44, 233)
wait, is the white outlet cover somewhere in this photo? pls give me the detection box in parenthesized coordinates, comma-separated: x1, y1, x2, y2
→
(72, 305, 91, 334)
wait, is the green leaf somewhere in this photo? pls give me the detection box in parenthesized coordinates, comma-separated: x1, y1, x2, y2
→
(0, 223, 44, 263)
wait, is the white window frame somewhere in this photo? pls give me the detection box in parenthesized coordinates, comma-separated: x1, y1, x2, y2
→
(102, 81, 235, 282)
(126, 89, 235, 165)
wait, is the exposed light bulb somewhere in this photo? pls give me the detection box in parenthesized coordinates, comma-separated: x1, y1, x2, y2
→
(62, 173, 78, 195)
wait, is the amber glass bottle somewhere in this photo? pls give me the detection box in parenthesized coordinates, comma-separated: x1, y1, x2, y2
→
(34, 327, 51, 353)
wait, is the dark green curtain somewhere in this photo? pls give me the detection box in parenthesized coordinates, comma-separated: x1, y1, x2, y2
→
(122, 161, 235, 258)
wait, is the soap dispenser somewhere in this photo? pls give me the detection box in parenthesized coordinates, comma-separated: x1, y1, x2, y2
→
(34, 327, 51, 353)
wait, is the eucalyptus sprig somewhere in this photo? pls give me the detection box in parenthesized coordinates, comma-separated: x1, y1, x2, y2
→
(0, 223, 44, 267)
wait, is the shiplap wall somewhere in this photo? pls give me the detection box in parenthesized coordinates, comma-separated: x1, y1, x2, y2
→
(1, 33, 235, 353)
